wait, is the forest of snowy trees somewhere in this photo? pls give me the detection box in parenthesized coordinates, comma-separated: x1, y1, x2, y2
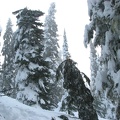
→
(1, 0, 120, 120)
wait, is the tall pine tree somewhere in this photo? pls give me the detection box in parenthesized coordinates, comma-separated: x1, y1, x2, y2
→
(43, 2, 63, 109)
(13, 8, 53, 108)
(1, 18, 15, 96)
(84, 0, 120, 119)
(43, 2, 60, 72)
(59, 29, 72, 114)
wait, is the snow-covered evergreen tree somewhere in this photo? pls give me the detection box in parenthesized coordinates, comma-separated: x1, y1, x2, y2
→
(43, 2, 63, 109)
(84, 0, 120, 119)
(62, 29, 70, 61)
(1, 18, 15, 96)
(56, 59, 98, 120)
(58, 29, 72, 114)
(43, 2, 60, 72)
(12, 8, 54, 109)
(90, 41, 107, 118)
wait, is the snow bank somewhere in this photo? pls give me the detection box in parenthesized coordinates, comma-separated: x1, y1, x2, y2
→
(0, 95, 108, 120)
(0, 96, 79, 120)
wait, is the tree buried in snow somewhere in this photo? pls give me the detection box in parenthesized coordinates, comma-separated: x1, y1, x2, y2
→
(56, 59, 98, 120)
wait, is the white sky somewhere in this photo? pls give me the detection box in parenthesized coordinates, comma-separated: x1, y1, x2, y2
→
(0, 0, 90, 77)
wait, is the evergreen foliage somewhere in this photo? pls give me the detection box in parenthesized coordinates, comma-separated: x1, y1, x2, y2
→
(89, 41, 107, 118)
(43, 2, 61, 71)
(43, 2, 59, 63)
(84, 0, 120, 119)
(56, 59, 98, 120)
(43, 2, 63, 109)
(1, 18, 15, 96)
(62, 29, 70, 60)
(13, 8, 53, 108)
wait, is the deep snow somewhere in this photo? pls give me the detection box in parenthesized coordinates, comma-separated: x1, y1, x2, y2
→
(0, 95, 107, 120)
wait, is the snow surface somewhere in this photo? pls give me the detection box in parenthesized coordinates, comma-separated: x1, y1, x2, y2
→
(0, 95, 107, 120)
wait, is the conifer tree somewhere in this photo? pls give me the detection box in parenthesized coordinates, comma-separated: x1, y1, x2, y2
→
(13, 8, 53, 108)
(90, 41, 107, 118)
(56, 59, 98, 120)
(43, 2, 60, 71)
(59, 29, 72, 114)
(62, 29, 70, 60)
(84, 0, 120, 119)
(43, 2, 63, 108)
(1, 18, 15, 95)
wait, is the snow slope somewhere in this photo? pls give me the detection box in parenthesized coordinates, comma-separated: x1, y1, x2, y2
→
(0, 96, 79, 120)
(0, 95, 107, 120)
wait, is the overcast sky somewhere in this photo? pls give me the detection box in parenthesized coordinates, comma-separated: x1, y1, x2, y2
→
(0, 0, 90, 77)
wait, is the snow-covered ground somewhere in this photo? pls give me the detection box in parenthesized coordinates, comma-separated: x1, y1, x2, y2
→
(0, 95, 107, 120)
